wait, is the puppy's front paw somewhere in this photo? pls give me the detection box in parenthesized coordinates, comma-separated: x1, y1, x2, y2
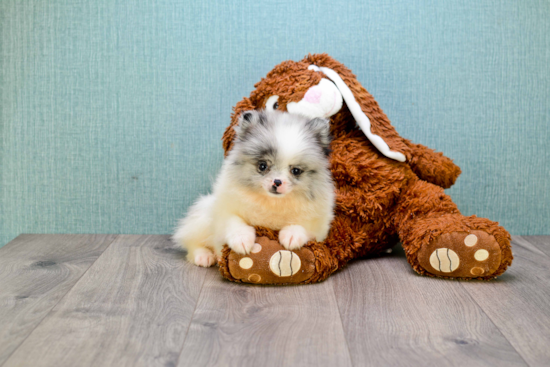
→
(226, 225, 256, 254)
(279, 225, 311, 250)
(193, 248, 217, 267)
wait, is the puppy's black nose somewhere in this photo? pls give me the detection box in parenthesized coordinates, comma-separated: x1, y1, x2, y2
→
(273, 179, 282, 187)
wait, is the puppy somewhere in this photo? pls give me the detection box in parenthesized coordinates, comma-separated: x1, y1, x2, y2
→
(172, 110, 335, 267)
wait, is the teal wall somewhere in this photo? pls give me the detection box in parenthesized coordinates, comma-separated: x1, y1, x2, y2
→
(1, 0, 549, 247)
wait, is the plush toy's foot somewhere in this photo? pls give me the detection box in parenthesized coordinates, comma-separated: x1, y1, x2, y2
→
(220, 236, 317, 284)
(416, 230, 504, 279)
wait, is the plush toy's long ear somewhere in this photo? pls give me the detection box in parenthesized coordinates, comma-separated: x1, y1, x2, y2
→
(304, 54, 411, 162)
(222, 96, 256, 156)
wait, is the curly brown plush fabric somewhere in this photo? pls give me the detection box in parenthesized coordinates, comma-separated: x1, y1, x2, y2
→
(218, 54, 512, 284)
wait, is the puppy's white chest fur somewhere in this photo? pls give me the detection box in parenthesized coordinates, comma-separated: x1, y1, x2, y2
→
(222, 187, 315, 230)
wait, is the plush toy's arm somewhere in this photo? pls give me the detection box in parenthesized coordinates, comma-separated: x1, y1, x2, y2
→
(404, 140, 461, 189)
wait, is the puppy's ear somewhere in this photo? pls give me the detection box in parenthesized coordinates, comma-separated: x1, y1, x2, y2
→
(306, 117, 332, 154)
(235, 110, 262, 137)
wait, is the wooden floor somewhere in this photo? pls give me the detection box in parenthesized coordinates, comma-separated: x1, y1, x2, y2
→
(0, 235, 549, 367)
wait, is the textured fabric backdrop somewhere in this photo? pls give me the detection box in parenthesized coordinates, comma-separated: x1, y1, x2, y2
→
(1, 0, 549, 247)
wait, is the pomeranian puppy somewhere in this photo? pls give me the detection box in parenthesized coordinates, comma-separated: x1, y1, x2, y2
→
(172, 110, 335, 267)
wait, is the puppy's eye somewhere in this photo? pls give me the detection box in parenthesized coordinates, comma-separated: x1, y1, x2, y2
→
(265, 95, 280, 111)
(258, 161, 268, 172)
(291, 167, 302, 176)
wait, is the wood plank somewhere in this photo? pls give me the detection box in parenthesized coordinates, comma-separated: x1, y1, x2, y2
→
(0, 234, 116, 366)
(3, 235, 207, 367)
(333, 246, 527, 367)
(461, 236, 550, 367)
(521, 235, 550, 257)
(177, 270, 352, 367)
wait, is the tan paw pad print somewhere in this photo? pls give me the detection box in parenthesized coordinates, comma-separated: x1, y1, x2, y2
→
(239, 257, 253, 269)
(269, 250, 301, 277)
(429, 248, 460, 273)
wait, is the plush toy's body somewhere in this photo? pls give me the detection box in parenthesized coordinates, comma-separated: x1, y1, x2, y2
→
(218, 54, 512, 284)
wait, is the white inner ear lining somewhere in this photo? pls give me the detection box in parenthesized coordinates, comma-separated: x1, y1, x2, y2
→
(286, 78, 343, 120)
(308, 65, 406, 162)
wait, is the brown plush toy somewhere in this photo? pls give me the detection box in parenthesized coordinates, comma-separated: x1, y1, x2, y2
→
(218, 53, 512, 285)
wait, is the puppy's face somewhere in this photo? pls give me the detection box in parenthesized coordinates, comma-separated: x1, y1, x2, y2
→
(227, 110, 331, 199)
